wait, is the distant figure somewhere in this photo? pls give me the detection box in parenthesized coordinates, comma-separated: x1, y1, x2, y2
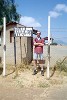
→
(33, 31, 44, 76)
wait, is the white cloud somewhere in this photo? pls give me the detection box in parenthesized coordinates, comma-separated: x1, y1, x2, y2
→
(49, 11, 61, 18)
(20, 16, 41, 27)
(54, 4, 67, 12)
(49, 4, 67, 18)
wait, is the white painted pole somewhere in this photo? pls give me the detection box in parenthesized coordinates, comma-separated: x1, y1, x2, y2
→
(48, 16, 50, 44)
(47, 16, 50, 79)
(3, 17, 6, 76)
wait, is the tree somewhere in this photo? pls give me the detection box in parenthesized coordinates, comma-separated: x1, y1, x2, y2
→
(0, 0, 20, 25)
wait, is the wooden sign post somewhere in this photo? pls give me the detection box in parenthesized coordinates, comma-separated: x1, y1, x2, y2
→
(14, 27, 33, 77)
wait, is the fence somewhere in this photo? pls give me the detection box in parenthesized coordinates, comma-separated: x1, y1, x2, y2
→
(43, 45, 67, 67)
(0, 41, 67, 77)
(0, 44, 67, 65)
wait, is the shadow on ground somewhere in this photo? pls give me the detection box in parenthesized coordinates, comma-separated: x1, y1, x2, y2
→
(0, 67, 3, 75)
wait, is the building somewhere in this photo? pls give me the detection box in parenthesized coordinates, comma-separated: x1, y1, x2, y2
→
(0, 21, 37, 65)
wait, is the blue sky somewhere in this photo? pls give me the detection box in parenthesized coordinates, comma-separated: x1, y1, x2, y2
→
(15, 0, 67, 44)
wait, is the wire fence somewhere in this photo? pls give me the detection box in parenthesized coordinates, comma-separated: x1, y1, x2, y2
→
(43, 45, 67, 67)
(0, 34, 67, 73)
(0, 43, 67, 65)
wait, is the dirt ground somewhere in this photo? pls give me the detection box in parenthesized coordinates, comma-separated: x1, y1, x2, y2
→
(0, 66, 67, 100)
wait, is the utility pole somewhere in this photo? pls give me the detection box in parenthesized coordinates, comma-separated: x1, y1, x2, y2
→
(3, 17, 6, 76)
(47, 16, 50, 79)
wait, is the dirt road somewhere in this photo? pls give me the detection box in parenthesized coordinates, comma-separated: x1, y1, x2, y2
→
(0, 84, 67, 100)
(44, 85, 67, 100)
(0, 69, 67, 100)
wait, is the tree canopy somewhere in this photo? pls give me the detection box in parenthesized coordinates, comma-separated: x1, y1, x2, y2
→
(0, 0, 20, 25)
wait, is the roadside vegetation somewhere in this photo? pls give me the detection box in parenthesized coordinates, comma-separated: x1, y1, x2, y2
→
(55, 56, 67, 75)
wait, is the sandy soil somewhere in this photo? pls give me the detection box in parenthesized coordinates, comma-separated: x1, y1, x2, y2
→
(0, 66, 67, 100)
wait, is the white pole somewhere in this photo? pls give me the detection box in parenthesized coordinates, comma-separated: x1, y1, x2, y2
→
(3, 17, 6, 76)
(47, 16, 50, 79)
(48, 16, 50, 44)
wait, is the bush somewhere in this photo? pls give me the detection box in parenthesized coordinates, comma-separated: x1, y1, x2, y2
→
(56, 57, 67, 72)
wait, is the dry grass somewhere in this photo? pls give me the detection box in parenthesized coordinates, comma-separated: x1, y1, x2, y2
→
(55, 56, 67, 73)
(0, 56, 67, 88)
